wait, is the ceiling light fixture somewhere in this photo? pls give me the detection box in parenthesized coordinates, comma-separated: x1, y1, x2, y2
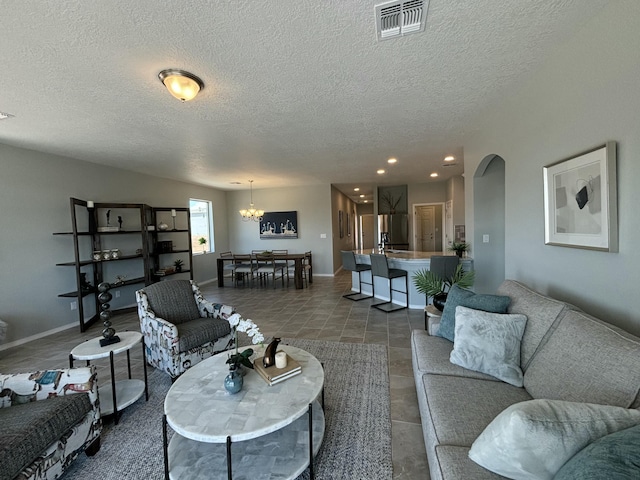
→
(430, 172, 438, 178)
(444, 156, 455, 162)
(377, 169, 386, 174)
(354, 187, 360, 191)
(360, 194, 365, 198)
(387, 158, 397, 164)
(158, 69, 204, 102)
(239, 180, 264, 222)
(364, 200, 369, 203)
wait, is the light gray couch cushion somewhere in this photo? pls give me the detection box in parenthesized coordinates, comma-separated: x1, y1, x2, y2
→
(450, 307, 528, 387)
(496, 280, 576, 370)
(524, 310, 640, 408)
(435, 446, 506, 480)
(411, 329, 502, 382)
(420, 374, 532, 447)
(469, 399, 640, 480)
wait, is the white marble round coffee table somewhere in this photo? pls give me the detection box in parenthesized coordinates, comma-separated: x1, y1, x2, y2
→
(164, 344, 325, 480)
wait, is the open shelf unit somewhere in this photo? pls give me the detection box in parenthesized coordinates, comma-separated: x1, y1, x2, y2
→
(54, 198, 193, 332)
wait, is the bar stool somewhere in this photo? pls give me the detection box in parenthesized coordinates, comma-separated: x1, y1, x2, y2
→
(370, 253, 408, 312)
(341, 251, 374, 301)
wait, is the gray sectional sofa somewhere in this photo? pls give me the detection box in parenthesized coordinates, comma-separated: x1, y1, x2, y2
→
(411, 279, 640, 480)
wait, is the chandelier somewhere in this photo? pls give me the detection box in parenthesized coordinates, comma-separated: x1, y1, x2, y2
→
(239, 180, 264, 222)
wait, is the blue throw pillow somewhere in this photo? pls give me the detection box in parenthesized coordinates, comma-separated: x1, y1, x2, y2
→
(436, 285, 511, 342)
(554, 424, 640, 479)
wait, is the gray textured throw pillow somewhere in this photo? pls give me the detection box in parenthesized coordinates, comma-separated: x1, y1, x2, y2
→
(436, 285, 511, 342)
(449, 306, 527, 386)
(469, 399, 640, 480)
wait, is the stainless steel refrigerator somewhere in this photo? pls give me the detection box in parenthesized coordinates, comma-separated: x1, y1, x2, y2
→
(378, 214, 409, 250)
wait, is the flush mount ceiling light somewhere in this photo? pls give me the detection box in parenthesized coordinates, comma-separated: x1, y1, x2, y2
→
(239, 180, 264, 222)
(444, 156, 455, 162)
(158, 69, 204, 102)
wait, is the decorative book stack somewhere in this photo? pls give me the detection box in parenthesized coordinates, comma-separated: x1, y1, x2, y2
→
(253, 352, 301, 386)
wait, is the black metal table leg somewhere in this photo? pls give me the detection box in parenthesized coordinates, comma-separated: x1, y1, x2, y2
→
(163, 415, 169, 480)
(69, 353, 74, 369)
(226, 436, 232, 480)
(142, 338, 149, 401)
(109, 350, 119, 424)
(308, 402, 314, 480)
(126, 349, 132, 379)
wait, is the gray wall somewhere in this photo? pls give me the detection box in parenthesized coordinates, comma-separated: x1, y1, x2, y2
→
(464, 1, 640, 335)
(331, 186, 357, 273)
(0, 143, 232, 345)
(226, 184, 334, 275)
(473, 156, 505, 294)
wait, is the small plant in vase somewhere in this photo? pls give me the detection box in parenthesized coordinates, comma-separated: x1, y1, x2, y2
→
(413, 264, 475, 311)
(173, 259, 184, 272)
(449, 242, 469, 258)
(198, 237, 207, 253)
(223, 314, 264, 395)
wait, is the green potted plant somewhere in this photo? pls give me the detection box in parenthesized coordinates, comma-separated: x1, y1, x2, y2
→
(449, 242, 470, 258)
(173, 259, 184, 272)
(413, 264, 475, 311)
(198, 237, 207, 252)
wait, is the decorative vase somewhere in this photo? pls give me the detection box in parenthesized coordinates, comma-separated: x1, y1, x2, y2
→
(224, 366, 243, 394)
(433, 292, 448, 312)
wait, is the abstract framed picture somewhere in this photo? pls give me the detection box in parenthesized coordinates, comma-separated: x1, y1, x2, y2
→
(339, 210, 344, 238)
(260, 211, 298, 239)
(543, 141, 617, 252)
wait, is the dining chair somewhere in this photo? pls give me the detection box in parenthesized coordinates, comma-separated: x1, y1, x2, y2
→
(272, 249, 290, 281)
(288, 251, 312, 287)
(233, 254, 256, 287)
(255, 253, 286, 288)
(219, 251, 239, 285)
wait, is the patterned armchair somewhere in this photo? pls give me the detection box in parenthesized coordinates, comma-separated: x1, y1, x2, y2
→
(0, 366, 101, 480)
(136, 280, 235, 379)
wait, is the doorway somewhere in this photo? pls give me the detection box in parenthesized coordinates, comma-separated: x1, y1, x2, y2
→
(414, 204, 444, 252)
(359, 214, 375, 251)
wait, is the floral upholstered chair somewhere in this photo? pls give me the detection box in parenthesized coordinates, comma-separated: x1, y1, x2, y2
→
(0, 366, 101, 480)
(136, 280, 235, 379)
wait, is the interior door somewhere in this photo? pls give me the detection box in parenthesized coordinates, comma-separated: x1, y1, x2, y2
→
(415, 206, 436, 251)
(360, 214, 374, 250)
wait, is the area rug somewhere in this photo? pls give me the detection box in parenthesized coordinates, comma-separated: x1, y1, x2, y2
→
(63, 338, 392, 479)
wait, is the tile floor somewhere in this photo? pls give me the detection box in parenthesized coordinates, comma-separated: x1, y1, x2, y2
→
(0, 270, 429, 479)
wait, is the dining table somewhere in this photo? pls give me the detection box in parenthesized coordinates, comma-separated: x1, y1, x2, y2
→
(217, 252, 312, 289)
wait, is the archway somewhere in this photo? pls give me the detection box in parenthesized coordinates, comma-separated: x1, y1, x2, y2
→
(473, 155, 506, 293)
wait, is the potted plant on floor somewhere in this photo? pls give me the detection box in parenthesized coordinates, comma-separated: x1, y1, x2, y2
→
(413, 264, 475, 311)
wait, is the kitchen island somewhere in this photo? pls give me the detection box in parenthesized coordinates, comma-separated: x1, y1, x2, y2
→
(350, 250, 474, 309)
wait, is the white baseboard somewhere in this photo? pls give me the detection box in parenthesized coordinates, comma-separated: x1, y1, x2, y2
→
(0, 321, 76, 351)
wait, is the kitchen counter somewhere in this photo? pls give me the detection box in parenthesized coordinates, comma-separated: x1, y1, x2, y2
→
(350, 250, 473, 309)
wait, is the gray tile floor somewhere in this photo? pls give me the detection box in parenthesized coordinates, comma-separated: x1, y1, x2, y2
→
(0, 270, 429, 479)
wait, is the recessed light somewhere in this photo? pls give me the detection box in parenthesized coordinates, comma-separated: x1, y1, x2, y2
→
(359, 194, 365, 198)
(430, 172, 438, 178)
(444, 156, 455, 162)
(354, 187, 360, 192)
(387, 158, 397, 164)
(364, 200, 368, 203)
(377, 169, 385, 174)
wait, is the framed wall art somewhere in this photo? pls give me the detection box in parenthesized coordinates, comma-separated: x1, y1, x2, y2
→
(543, 141, 617, 252)
(339, 210, 344, 238)
(260, 211, 298, 239)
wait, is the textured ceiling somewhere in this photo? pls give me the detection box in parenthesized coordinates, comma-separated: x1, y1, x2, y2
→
(0, 1, 605, 201)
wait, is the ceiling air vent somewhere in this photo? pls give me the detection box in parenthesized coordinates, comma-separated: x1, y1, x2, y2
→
(375, 0, 428, 41)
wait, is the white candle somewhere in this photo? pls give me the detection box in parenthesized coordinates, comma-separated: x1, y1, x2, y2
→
(87, 201, 94, 208)
(171, 209, 177, 217)
(275, 351, 287, 369)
